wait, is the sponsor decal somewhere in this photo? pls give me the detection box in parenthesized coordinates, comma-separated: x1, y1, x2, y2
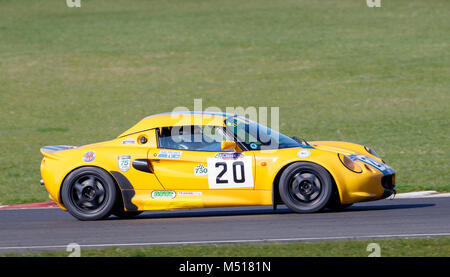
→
(194, 164, 208, 176)
(157, 150, 182, 159)
(118, 156, 131, 172)
(249, 142, 258, 150)
(122, 138, 135, 145)
(297, 149, 310, 158)
(349, 155, 395, 175)
(177, 191, 202, 196)
(226, 121, 237, 127)
(214, 152, 244, 160)
(82, 151, 95, 162)
(151, 190, 176, 199)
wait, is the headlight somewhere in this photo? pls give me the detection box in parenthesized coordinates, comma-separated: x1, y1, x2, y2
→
(338, 154, 362, 173)
(364, 146, 380, 158)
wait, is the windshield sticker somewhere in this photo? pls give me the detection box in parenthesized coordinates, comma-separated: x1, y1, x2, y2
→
(249, 143, 258, 150)
(157, 150, 182, 159)
(214, 152, 244, 160)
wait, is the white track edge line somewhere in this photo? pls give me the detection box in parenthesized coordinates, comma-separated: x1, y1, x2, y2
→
(1, 233, 450, 250)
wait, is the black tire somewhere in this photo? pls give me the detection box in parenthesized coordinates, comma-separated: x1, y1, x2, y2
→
(61, 167, 117, 221)
(278, 162, 333, 213)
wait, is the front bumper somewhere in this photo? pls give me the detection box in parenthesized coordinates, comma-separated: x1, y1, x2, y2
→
(381, 174, 396, 199)
(339, 170, 396, 204)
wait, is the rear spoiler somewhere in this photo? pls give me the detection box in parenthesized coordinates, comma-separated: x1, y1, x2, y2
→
(40, 145, 76, 159)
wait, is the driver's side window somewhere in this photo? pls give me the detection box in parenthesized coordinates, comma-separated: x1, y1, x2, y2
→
(157, 125, 229, 152)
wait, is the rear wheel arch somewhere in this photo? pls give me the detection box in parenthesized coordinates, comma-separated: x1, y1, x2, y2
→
(59, 165, 122, 208)
(60, 166, 120, 220)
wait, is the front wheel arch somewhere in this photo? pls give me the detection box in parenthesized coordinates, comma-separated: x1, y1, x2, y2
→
(272, 161, 341, 208)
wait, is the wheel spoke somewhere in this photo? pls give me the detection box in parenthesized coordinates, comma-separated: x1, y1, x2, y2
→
(86, 176, 95, 187)
(70, 171, 109, 213)
(95, 184, 105, 198)
(289, 171, 323, 203)
(70, 174, 108, 212)
(311, 183, 320, 193)
(301, 193, 311, 202)
(291, 184, 301, 198)
(75, 197, 91, 208)
(293, 174, 305, 186)
(283, 165, 331, 211)
(73, 182, 84, 199)
(302, 173, 314, 181)
(312, 176, 321, 188)
(81, 201, 95, 209)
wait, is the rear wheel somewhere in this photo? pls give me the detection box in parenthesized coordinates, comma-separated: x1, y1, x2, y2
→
(61, 167, 117, 221)
(278, 162, 333, 213)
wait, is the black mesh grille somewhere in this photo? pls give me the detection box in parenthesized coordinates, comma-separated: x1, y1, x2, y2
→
(381, 174, 395, 189)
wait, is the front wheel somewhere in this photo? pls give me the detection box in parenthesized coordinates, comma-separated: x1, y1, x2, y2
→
(278, 162, 333, 213)
(61, 167, 117, 221)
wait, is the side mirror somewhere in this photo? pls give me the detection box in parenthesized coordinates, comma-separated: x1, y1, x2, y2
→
(221, 141, 237, 152)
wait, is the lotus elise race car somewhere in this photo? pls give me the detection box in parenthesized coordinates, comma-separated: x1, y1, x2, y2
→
(40, 112, 396, 220)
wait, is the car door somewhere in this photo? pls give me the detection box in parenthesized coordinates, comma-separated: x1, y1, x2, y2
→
(147, 125, 255, 191)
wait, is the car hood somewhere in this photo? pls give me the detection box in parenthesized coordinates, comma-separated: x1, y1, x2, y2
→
(309, 140, 373, 157)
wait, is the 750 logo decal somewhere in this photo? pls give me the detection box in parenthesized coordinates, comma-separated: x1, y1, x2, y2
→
(194, 164, 208, 176)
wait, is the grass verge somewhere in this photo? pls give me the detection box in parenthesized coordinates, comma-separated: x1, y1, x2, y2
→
(0, 0, 449, 204)
(3, 238, 450, 257)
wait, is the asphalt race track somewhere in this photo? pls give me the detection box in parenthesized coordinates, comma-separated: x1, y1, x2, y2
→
(0, 197, 449, 254)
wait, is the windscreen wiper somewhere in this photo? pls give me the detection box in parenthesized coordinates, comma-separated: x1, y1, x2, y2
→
(291, 136, 311, 146)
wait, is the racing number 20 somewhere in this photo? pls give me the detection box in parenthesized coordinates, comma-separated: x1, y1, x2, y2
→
(208, 156, 253, 189)
(215, 161, 245, 184)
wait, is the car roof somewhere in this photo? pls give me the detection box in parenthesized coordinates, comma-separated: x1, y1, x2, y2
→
(118, 112, 237, 137)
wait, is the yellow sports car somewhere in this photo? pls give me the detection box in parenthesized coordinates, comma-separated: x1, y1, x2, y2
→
(40, 112, 396, 220)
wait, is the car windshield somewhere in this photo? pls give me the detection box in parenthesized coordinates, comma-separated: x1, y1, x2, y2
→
(224, 116, 302, 150)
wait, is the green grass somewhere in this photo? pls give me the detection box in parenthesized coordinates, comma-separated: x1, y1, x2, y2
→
(3, 238, 450, 257)
(0, 0, 449, 204)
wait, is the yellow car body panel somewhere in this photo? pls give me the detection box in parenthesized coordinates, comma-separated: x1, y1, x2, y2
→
(40, 112, 395, 214)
